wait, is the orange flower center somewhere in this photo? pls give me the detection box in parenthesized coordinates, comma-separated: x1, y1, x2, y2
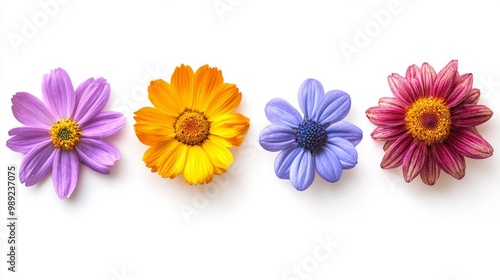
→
(174, 110, 210, 145)
(405, 98, 451, 145)
(50, 117, 82, 150)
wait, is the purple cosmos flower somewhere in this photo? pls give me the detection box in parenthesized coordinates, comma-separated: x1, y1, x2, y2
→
(259, 78, 362, 191)
(6, 68, 126, 199)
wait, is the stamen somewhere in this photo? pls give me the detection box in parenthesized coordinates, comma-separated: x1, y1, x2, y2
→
(50, 118, 82, 150)
(405, 98, 451, 145)
(174, 110, 211, 145)
(295, 120, 327, 153)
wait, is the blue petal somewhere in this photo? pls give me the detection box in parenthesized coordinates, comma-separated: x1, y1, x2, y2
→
(326, 121, 363, 146)
(289, 149, 315, 191)
(274, 144, 301, 179)
(316, 90, 351, 124)
(298, 79, 323, 120)
(265, 98, 302, 127)
(326, 138, 358, 169)
(315, 145, 342, 182)
(259, 124, 296, 152)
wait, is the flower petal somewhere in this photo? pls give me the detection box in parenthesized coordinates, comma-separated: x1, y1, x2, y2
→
(7, 127, 51, 154)
(149, 79, 184, 117)
(134, 107, 176, 145)
(75, 138, 120, 174)
(315, 145, 342, 182)
(433, 143, 466, 180)
(451, 104, 493, 127)
(326, 137, 358, 169)
(378, 97, 405, 109)
(326, 121, 363, 146)
(289, 149, 315, 191)
(154, 140, 188, 179)
(11, 92, 54, 128)
(171, 64, 195, 109)
(380, 133, 414, 169)
(259, 124, 296, 152)
(41, 68, 75, 119)
(19, 141, 56, 186)
(265, 98, 302, 127)
(365, 105, 406, 127)
(421, 62, 436, 97)
(80, 111, 126, 139)
(202, 139, 234, 175)
(432, 60, 458, 99)
(316, 90, 351, 124)
(183, 145, 214, 184)
(447, 129, 493, 159)
(73, 78, 111, 125)
(388, 73, 414, 106)
(204, 84, 242, 119)
(209, 112, 249, 146)
(298, 78, 323, 120)
(52, 149, 79, 199)
(461, 88, 480, 104)
(193, 65, 224, 112)
(274, 144, 301, 179)
(405, 64, 424, 100)
(445, 73, 472, 107)
(370, 126, 406, 141)
(402, 140, 427, 182)
(420, 149, 440, 185)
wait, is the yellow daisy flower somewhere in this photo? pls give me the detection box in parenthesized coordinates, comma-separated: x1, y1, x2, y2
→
(134, 64, 250, 184)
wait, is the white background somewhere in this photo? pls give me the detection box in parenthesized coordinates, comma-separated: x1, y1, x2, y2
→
(1, 0, 500, 279)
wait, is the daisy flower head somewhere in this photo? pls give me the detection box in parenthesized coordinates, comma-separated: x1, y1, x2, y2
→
(134, 64, 250, 185)
(366, 60, 494, 185)
(6, 68, 126, 199)
(259, 78, 363, 191)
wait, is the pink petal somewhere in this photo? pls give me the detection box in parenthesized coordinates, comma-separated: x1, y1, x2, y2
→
(366, 105, 406, 127)
(419, 149, 440, 185)
(73, 78, 110, 126)
(421, 62, 436, 97)
(52, 149, 79, 199)
(461, 88, 480, 104)
(451, 104, 493, 127)
(19, 141, 56, 186)
(42, 68, 75, 119)
(381, 133, 414, 169)
(402, 140, 427, 182)
(432, 60, 458, 99)
(445, 73, 472, 107)
(371, 126, 406, 141)
(433, 142, 466, 180)
(80, 111, 126, 139)
(447, 129, 493, 159)
(7, 127, 51, 154)
(383, 140, 394, 151)
(11, 92, 54, 128)
(405, 64, 424, 100)
(388, 73, 414, 106)
(378, 97, 405, 109)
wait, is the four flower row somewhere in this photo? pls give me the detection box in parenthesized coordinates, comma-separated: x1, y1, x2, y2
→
(6, 60, 494, 199)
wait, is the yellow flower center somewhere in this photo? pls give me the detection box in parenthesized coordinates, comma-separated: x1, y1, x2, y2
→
(50, 118, 82, 150)
(405, 98, 451, 145)
(174, 110, 210, 145)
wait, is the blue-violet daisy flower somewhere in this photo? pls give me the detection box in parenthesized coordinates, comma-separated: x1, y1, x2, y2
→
(6, 68, 126, 199)
(259, 78, 362, 191)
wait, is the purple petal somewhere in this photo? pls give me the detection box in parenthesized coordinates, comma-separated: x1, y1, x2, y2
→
(80, 111, 126, 139)
(19, 141, 56, 186)
(433, 142, 466, 180)
(402, 140, 427, 182)
(7, 127, 51, 154)
(52, 149, 79, 199)
(447, 129, 493, 159)
(326, 121, 363, 146)
(73, 78, 110, 125)
(265, 98, 302, 127)
(315, 145, 342, 182)
(298, 79, 323, 120)
(326, 137, 358, 169)
(11, 92, 54, 128)
(42, 68, 75, 119)
(75, 138, 121, 174)
(259, 124, 296, 152)
(289, 149, 315, 191)
(274, 144, 301, 179)
(316, 90, 351, 124)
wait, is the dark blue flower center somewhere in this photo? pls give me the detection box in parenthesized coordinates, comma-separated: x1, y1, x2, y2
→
(295, 120, 327, 153)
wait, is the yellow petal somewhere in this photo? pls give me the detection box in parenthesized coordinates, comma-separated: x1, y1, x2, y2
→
(134, 107, 176, 146)
(183, 145, 214, 184)
(203, 84, 242, 119)
(202, 139, 234, 174)
(149, 79, 184, 117)
(171, 64, 195, 109)
(156, 140, 188, 179)
(193, 65, 224, 111)
(209, 112, 250, 146)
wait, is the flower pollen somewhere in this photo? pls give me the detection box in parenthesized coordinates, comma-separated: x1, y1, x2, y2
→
(50, 117, 82, 150)
(405, 97, 451, 145)
(174, 110, 211, 145)
(295, 120, 327, 153)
